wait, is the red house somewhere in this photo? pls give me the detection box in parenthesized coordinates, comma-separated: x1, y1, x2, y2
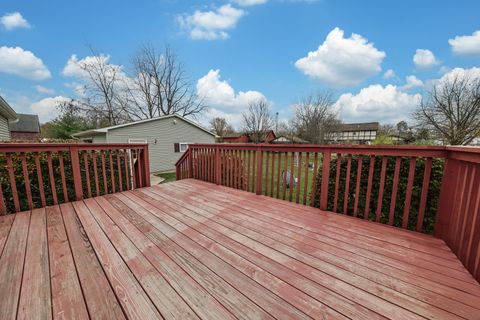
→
(222, 130, 276, 143)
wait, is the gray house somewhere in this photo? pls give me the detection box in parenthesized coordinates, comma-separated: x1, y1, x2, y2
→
(0, 96, 18, 140)
(73, 114, 216, 172)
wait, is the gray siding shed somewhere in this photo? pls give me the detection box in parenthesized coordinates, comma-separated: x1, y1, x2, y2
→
(0, 115, 10, 140)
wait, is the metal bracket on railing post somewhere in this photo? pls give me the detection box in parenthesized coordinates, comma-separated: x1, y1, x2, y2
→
(70, 146, 84, 201)
(255, 145, 263, 195)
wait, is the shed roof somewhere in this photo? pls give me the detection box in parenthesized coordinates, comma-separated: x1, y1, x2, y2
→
(333, 122, 380, 132)
(73, 114, 217, 138)
(9, 113, 40, 133)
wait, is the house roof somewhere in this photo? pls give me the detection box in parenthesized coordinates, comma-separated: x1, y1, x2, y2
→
(332, 122, 380, 132)
(72, 114, 217, 138)
(0, 96, 18, 121)
(9, 114, 40, 133)
(223, 132, 247, 138)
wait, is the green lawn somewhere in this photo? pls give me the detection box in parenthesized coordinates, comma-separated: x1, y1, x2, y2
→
(155, 171, 177, 184)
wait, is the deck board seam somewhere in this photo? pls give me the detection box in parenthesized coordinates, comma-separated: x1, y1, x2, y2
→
(14, 211, 32, 320)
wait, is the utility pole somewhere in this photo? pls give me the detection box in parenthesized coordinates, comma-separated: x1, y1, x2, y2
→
(275, 112, 279, 133)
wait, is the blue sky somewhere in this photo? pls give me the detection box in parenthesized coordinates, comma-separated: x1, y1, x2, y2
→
(1, 0, 479, 128)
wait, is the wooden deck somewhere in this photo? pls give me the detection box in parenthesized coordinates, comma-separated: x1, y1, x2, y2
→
(1, 179, 479, 320)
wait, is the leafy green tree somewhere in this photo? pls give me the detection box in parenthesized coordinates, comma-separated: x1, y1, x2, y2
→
(372, 134, 395, 145)
(43, 105, 93, 139)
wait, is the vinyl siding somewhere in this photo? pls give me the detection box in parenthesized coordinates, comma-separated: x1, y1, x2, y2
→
(0, 115, 10, 140)
(92, 134, 107, 143)
(106, 117, 215, 172)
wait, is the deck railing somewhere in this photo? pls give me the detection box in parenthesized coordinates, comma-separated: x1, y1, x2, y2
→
(176, 143, 480, 281)
(0, 143, 150, 214)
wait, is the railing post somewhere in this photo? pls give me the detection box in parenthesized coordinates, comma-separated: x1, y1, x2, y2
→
(142, 145, 151, 187)
(434, 158, 458, 239)
(188, 148, 194, 179)
(215, 146, 221, 185)
(319, 149, 331, 210)
(255, 145, 263, 195)
(70, 146, 83, 201)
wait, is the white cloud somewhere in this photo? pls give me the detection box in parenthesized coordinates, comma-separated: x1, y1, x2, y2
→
(436, 67, 480, 85)
(383, 69, 396, 79)
(413, 49, 439, 70)
(0, 12, 30, 30)
(34, 85, 55, 94)
(196, 69, 267, 127)
(295, 27, 385, 87)
(402, 75, 424, 91)
(62, 54, 123, 78)
(0, 46, 50, 80)
(233, 0, 268, 6)
(449, 30, 480, 56)
(334, 84, 421, 123)
(30, 96, 71, 122)
(178, 4, 246, 40)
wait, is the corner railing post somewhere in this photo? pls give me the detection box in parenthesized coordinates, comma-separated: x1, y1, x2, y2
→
(142, 145, 151, 187)
(215, 146, 221, 185)
(70, 146, 83, 201)
(319, 149, 331, 210)
(255, 145, 263, 195)
(188, 148, 194, 179)
(434, 157, 457, 240)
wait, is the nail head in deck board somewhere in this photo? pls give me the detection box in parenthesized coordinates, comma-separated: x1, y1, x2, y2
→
(17, 208, 52, 320)
(60, 203, 126, 320)
(0, 211, 30, 320)
(46, 206, 90, 320)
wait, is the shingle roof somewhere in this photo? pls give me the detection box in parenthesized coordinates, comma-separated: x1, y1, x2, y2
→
(332, 122, 379, 132)
(9, 113, 40, 133)
(0, 96, 18, 120)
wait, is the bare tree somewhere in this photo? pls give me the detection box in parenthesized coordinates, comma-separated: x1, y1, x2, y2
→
(292, 92, 339, 144)
(277, 120, 298, 143)
(242, 98, 274, 143)
(415, 74, 480, 145)
(77, 49, 128, 126)
(127, 45, 206, 120)
(210, 117, 234, 138)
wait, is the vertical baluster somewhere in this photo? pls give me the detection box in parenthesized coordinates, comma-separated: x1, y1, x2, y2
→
(402, 157, 417, 229)
(353, 155, 363, 217)
(92, 151, 100, 195)
(234, 149, 238, 189)
(6, 153, 20, 212)
(116, 151, 123, 192)
(364, 155, 375, 220)
(464, 168, 480, 268)
(34, 153, 46, 207)
(333, 153, 342, 212)
(302, 152, 310, 205)
(388, 157, 402, 225)
(265, 152, 270, 195)
(47, 152, 58, 205)
(255, 149, 263, 195)
(102, 151, 108, 193)
(271, 151, 276, 197)
(58, 151, 69, 202)
(83, 151, 92, 198)
(124, 149, 130, 190)
(109, 150, 116, 193)
(246, 150, 251, 191)
(20, 153, 33, 209)
(251, 150, 258, 192)
(343, 154, 352, 214)
(416, 158, 432, 232)
(310, 152, 318, 207)
(283, 152, 288, 200)
(276, 152, 281, 199)
(376, 157, 388, 223)
(296, 152, 302, 204)
(289, 152, 295, 202)
(320, 150, 331, 210)
(453, 164, 473, 252)
(137, 149, 144, 188)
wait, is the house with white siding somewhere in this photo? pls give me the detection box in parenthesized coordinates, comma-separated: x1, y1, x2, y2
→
(0, 96, 18, 140)
(73, 114, 216, 172)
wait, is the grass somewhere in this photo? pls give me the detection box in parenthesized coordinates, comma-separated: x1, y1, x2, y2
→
(155, 171, 177, 184)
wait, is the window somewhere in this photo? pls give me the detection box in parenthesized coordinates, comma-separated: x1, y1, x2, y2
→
(180, 142, 189, 152)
